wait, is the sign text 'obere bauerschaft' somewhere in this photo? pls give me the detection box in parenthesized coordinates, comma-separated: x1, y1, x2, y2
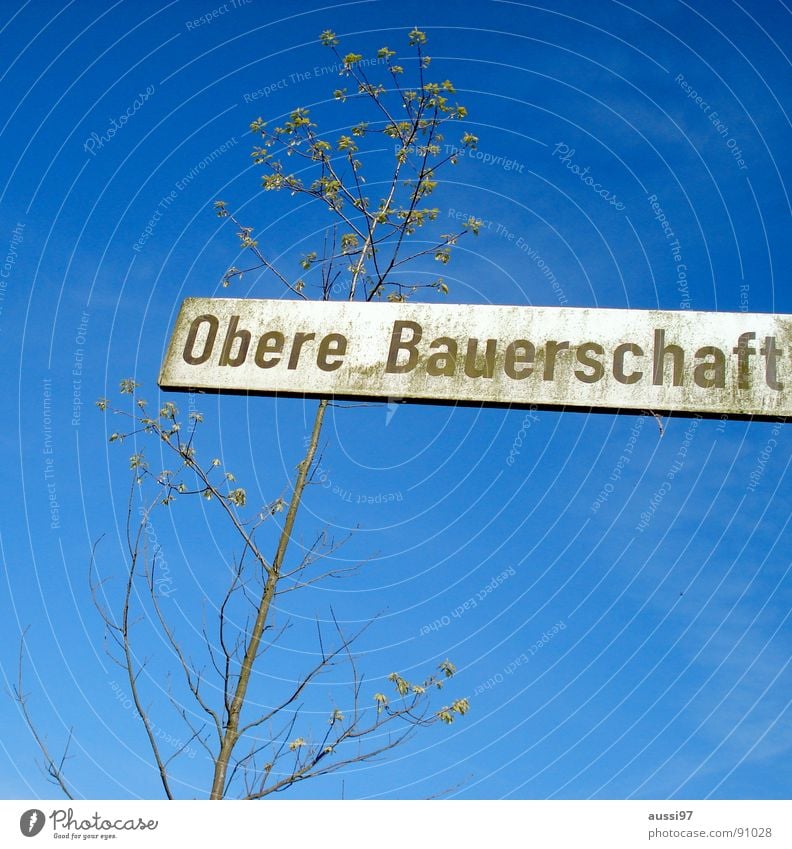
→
(158, 298, 792, 417)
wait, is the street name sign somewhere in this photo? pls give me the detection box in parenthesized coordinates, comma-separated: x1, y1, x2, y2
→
(159, 298, 792, 418)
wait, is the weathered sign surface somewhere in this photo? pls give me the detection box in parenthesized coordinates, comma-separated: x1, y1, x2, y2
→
(158, 298, 792, 417)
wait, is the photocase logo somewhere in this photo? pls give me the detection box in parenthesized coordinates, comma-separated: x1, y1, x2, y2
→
(19, 809, 46, 837)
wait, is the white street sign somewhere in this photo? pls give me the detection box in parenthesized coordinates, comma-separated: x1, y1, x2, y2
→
(159, 298, 792, 417)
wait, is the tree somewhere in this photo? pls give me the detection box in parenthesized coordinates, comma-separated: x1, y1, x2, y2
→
(18, 28, 479, 800)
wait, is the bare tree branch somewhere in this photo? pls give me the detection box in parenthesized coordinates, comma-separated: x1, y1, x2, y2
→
(76, 30, 475, 800)
(14, 630, 75, 800)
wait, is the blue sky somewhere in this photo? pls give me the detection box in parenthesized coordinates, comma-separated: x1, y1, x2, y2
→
(0, 0, 789, 800)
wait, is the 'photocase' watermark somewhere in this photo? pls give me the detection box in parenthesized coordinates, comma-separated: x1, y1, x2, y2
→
(551, 143, 626, 211)
(137, 509, 176, 597)
(83, 85, 155, 157)
(506, 406, 541, 466)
